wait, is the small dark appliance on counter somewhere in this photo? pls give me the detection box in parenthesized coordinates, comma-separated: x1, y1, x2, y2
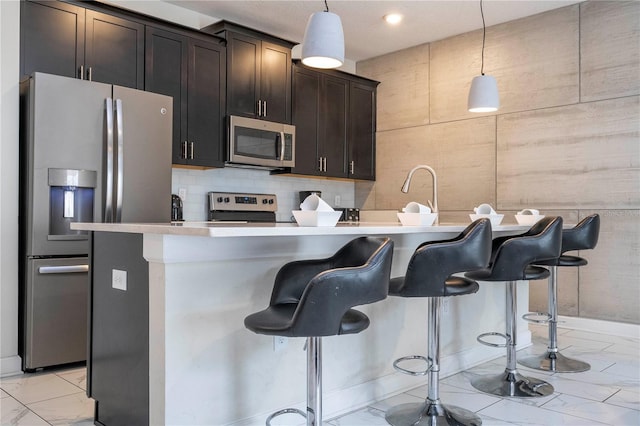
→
(298, 190, 321, 205)
(171, 194, 184, 221)
(337, 208, 360, 222)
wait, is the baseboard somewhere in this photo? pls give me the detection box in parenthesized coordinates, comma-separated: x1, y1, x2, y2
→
(0, 355, 22, 378)
(558, 316, 640, 339)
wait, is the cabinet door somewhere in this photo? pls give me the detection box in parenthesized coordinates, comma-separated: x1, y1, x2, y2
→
(292, 67, 321, 176)
(320, 76, 349, 177)
(348, 82, 376, 180)
(20, 0, 85, 79)
(186, 38, 226, 168)
(85, 10, 144, 89)
(261, 41, 292, 124)
(145, 27, 188, 165)
(226, 32, 260, 119)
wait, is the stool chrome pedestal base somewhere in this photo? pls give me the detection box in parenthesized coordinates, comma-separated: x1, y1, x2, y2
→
(386, 401, 482, 426)
(471, 370, 554, 398)
(519, 351, 590, 373)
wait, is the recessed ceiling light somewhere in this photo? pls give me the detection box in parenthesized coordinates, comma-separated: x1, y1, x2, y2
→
(383, 13, 403, 25)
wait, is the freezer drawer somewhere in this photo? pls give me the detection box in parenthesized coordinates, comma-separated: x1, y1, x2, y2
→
(24, 257, 88, 370)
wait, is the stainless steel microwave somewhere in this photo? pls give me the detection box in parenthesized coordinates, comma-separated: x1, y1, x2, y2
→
(228, 116, 295, 168)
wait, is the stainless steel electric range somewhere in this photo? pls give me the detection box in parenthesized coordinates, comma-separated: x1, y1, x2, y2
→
(207, 192, 278, 223)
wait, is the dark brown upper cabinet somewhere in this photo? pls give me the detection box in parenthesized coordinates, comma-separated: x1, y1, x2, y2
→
(203, 22, 294, 124)
(292, 64, 378, 181)
(145, 27, 226, 168)
(20, 0, 144, 89)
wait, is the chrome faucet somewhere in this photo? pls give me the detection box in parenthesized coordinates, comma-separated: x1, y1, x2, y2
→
(401, 165, 439, 224)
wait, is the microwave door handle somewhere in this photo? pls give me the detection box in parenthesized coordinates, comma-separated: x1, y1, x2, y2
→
(104, 98, 114, 223)
(279, 132, 285, 160)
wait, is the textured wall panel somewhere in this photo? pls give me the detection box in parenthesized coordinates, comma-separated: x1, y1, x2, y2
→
(357, 44, 430, 131)
(578, 210, 640, 323)
(581, 1, 640, 102)
(497, 96, 640, 210)
(430, 5, 579, 123)
(374, 117, 495, 211)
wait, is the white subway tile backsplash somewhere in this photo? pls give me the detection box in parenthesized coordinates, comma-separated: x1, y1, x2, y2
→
(172, 167, 355, 222)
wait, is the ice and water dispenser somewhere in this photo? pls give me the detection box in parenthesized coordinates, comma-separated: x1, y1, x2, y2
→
(48, 168, 96, 239)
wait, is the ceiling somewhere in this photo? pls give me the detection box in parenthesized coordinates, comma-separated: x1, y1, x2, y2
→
(162, 0, 582, 62)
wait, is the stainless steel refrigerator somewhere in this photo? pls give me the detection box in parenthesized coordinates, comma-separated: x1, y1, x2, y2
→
(20, 72, 172, 371)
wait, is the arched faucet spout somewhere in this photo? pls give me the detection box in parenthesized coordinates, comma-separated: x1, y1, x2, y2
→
(401, 165, 438, 224)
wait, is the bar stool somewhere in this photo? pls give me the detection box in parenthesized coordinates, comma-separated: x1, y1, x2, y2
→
(244, 236, 394, 426)
(519, 214, 600, 373)
(465, 216, 562, 398)
(385, 219, 492, 426)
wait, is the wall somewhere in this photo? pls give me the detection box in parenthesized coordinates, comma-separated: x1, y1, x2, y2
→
(356, 1, 640, 324)
(0, 0, 22, 376)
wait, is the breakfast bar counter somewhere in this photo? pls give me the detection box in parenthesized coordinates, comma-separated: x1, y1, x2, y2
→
(72, 221, 533, 425)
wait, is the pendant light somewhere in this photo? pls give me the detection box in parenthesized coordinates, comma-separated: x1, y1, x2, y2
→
(301, 0, 344, 69)
(468, 0, 499, 112)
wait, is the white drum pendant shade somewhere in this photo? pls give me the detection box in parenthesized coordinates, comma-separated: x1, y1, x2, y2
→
(468, 74, 499, 112)
(301, 11, 344, 69)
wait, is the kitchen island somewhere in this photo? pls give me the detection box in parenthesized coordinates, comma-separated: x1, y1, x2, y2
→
(73, 221, 532, 425)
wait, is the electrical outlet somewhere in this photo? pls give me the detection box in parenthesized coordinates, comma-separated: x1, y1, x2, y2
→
(273, 336, 288, 351)
(178, 188, 187, 201)
(334, 195, 341, 206)
(112, 269, 127, 291)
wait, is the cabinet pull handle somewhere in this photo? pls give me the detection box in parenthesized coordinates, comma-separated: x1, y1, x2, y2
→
(257, 100, 262, 117)
(88, 66, 92, 81)
(189, 142, 194, 159)
(80, 65, 84, 80)
(263, 100, 267, 117)
(318, 157, 323, 172)
(350, 160, 355, 174)
(182, 141, 188, 159)
(323, 157, 327, 172)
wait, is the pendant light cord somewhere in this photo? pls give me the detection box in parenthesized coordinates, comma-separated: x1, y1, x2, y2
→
(480, 0, 486, 75)
(324, 0, 329, 12)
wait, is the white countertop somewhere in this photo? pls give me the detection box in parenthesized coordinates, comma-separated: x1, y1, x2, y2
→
(71, 221, 529, 237)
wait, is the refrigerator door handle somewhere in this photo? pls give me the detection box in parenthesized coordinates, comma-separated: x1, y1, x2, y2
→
(38, 265, 89, 274)
(115, 99, 124, 223)
(105, 98, 114, 223)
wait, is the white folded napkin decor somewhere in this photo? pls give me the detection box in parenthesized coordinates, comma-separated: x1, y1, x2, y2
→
(300, 194, 334, 212)
(518, 209, 540, 215)
(402, 202, 431, 214)
(474, 203, 497, 215)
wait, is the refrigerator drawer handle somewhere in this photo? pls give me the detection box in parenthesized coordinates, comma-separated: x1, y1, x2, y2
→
(38, 265, 89, 274)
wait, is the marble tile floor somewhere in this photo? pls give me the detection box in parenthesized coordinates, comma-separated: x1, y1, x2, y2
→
(1, 324, 638, 426)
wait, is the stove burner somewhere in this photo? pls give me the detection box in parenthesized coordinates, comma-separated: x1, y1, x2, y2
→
(207, 192, 277, 222)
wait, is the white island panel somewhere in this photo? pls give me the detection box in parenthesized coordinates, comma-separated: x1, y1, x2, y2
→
(102, 224, 530, 425)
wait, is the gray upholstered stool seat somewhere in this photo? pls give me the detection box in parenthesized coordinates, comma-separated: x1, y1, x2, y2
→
(244, 236, 394, 426)
(385, 219, 492, 426)
(519, 214, 600, 373)
(465, 216, 563, 398)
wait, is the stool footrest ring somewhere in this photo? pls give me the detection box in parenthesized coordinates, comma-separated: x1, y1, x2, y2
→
(392, 355, 430, 376)
(266, 408, 306, 426)
(522, 312, 552, 324)
(477, 332, 510, 348)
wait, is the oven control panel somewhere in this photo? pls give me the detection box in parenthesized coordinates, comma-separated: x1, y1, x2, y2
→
(207, 192, 278, 212)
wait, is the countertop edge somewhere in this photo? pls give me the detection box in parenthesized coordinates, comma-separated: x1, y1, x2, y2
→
(70, 221, 530, 237)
